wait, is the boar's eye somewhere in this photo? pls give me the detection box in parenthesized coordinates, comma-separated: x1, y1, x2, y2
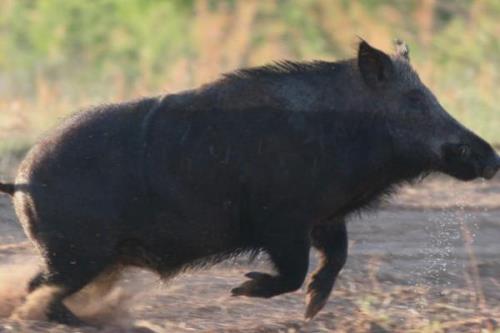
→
(406, 89, 427, 110)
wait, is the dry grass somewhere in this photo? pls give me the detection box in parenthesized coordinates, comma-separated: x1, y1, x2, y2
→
(321, 257, 500, 333)
(1, 0, 500, 157)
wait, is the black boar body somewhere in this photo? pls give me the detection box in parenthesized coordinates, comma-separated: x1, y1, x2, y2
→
(1, 41, 499, 325)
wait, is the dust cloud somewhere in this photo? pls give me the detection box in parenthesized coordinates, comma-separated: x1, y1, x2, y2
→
(0, 252, 144, 330)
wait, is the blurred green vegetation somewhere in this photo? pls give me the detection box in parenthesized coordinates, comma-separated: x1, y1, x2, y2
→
(0, 0, 499, 154)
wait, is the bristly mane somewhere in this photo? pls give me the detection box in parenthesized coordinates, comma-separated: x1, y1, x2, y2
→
(224, 60, 337, 80)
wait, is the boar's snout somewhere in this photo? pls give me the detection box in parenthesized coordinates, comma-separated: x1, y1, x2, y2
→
(440, 134, 499, 181)
(482, 153, 500, 180)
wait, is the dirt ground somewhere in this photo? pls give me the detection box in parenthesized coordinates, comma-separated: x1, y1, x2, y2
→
(0, 175, 499, 332)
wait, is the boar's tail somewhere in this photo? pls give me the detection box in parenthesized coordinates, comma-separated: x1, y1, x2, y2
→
(0, 182, 15, 196)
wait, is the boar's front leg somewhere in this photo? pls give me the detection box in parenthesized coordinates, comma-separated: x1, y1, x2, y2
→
(231, 224, 310, 298)
(305, 220, 348, 319)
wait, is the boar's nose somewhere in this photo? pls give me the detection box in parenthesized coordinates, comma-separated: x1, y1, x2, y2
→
(483, 153, 500, 180)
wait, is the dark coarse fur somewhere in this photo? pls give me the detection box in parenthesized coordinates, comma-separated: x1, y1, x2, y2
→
(1, 40, 499, 326)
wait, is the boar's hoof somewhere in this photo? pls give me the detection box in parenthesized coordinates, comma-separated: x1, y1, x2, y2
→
(27, 271, 46, 293)
(304, 287, 329, 320)
(304, 272, 335, 320)
(231, 271, 276, 298)
(47, 302, 86, 327)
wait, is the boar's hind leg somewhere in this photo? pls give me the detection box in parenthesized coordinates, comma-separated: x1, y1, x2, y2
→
(27, 270, 47, 293)
(232, 229, 310, 298)
(305, 220, 348, 319)
(30, 248, 114, 326)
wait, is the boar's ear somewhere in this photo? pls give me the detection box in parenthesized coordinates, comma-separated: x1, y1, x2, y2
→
(394, 38, 410, 61)
(358, 40, 394, 89)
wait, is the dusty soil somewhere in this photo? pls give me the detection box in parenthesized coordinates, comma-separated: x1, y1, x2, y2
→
(0, 175, 499, 332)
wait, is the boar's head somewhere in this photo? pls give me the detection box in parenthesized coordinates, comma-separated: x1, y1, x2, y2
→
(357, 39, 500, 181)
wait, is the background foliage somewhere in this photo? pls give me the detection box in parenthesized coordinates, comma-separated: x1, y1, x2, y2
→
(0, 0, 499, 152)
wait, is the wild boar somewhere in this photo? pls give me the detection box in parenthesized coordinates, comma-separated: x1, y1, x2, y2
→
(1, 39, 499, 325)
